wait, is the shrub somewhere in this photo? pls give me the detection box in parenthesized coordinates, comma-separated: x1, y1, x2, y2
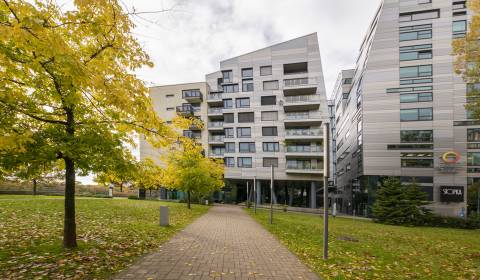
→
(422, 215, 480, 229)
(128, 195, 139, 200)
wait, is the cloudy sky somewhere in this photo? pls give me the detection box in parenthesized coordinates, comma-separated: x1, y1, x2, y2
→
(123, 0, 382, 97)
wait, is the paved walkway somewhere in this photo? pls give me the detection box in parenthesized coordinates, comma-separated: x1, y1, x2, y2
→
(114, 205, 320, 280)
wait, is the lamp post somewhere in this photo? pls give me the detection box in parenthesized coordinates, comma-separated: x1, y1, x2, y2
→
(323, 122, 330, 260)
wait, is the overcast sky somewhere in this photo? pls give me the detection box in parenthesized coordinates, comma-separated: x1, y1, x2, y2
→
(124, 0, 382, 97)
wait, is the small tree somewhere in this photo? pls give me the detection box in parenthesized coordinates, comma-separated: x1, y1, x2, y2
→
(94, 155, 137, 193)
(404, 182, 431, 224)
(372, 178, 409, 225)
(134, 158, 163, 198)
(162, 138, 224, 209)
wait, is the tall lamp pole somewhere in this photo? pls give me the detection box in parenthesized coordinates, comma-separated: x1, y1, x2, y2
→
(323, 122, 330, 260)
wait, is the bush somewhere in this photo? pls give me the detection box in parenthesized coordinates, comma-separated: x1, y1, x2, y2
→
(422, 215, 480, 229)
(127, 195, 139, 200)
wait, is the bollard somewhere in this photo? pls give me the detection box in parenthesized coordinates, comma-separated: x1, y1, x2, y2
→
(159, 206, 169, 226)
(205, 200, 209, 205)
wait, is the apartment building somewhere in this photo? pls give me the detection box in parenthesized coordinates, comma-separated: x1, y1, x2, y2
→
(140, 33, 330, 207)
(331, 0, 472, 217)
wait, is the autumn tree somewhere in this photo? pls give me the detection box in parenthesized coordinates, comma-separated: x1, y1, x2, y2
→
(133, 158, 163, 198)
(94, 152, 137, 193)
(453, 0, 480, 118)
(162, 137, 224, 209)
(0, 0, 174, 248)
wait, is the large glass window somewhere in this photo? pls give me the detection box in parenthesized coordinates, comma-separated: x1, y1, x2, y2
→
(400, 108, 433, 121)
(401, 130, 433, 142)
(399, 44, 432, 61)
(399, 24, 432, 41)
(224, 113, 234, 123)
(468, 128, 480, 142)
(263, 158, 279, 167)
(260, 66, 272, 76)
(399, 10, 439, 22)
(261, 111, 278, 121)
(263, 80, 279, 90)
(224, 157, 235, 167)
(222, 70, 232, 83)
(238, 157, 252, 168)
(225, 142, 235, 153)
(261, 96, 276, 105)
(242, 79, 254, 92)
(235, 98, 250, 108)
(237, 127, 251, 138)
(262, 126, 278, 136)
(224, 128, 234, 138)
(263, 142, 280, 152)
(453, 20, 467, 38)
(223, 99, 233, 108)
(241, 68, 253, 78)
(223, 84, 239, 93)
(400, 65, 432, 79)
(401, 159, 434, 168)
(239, 142, 255, 153)
(400, 92, 433, 103)
(468, 152, 480, 166)
(238, 112, 254, 123)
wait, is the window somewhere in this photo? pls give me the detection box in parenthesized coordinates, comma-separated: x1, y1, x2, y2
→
(400, 44, 432, 61)
(239, 142, 255, 153)
(400, 92, 433, 103)
(401, 159, 434, 168)
(236, 98, 250, 108)
(401, 130, 433, 142)
(166, 94, 174, 98)
(387, 85, 433, 93)
(224, 128, 234, 138)
(223, 99, 233, 108)
(399, 9, 439, 22)
(261, 111, 278, 121)
(260, 66, 272, 76)
(343, 78, 353, 84)
(468, 129, 480, 142)
(223, 84, 239, 93)
(400, 78, 433, 85)
(263, 142, 280, 152)
(418, 0, 432, 3)
(241, 68, 253, 78)
(263, 80, 279, 90)
(225, 142, 235, 153)
(224, 157, 235, 167)
(182, 89, 201, 99)
(399, 24, 432, 42)
(237, 127, 251, 138)
(166, 107, 174, 111)
(400, 65, 432, 79)
(238, 157, 252, 168)
(224, 113, 234, 123)
(453, 20, 467, 38)
(388, 144, 433, 149)
(283, 62, 308, 75)
(222, 70, 232, 83)
(242, 79, 254, 92)
(400, 108, 433, 121)
(262, 126, 278, 136)
(263, 158, 279, 167)
(468, 152, 480, 166)
(261, 96, 276, 105)
(453, 1, 467, 10)
(238, 112, 254, 123)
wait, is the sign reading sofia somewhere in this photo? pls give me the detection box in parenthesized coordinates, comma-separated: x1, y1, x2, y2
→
(437, 151, 461, 173)
(440, 186, 464, 202)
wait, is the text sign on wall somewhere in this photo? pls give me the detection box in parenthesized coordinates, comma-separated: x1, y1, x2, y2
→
(440, 186, 464, 203)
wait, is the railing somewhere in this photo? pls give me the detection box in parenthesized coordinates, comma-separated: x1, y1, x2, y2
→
(283, 77, 318, 87)
(208, 107, 223, 114)
(182, 90, 202, 99)
(209, 151, 225, 157)
(286, 163, 323, 170)
(285, 95, 320, 103)
(286, 145, 323, 153)
(285, 128, 323, 137)
(183, 131, 201, 138)
(209, 135, 225, 142)
(208, 122, 224, 128)
(285, 112, 322, 120)
(207, 93, 223, 100)
(176, 105, 194, 114)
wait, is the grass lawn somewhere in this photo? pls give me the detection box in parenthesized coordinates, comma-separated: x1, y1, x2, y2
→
(247, 209, 480, 279)
(0, 195, 209, 279)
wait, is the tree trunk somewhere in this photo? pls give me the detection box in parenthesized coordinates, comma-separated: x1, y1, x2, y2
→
(149, 188, 152, 197)
(120, 183, 123, 193)
(187, 190, 191, 209)
(33, 178, 37, 196)
(63, 156, 77, 248)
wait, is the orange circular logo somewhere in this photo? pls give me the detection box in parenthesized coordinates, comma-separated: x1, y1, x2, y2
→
(442, 151, 461, 164)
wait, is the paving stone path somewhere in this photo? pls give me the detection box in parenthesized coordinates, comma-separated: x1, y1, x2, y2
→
(114, 205, 320, 280)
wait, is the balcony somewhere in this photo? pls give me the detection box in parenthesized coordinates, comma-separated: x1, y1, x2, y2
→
(285, 162, 323, 175)
(207, 92, 224, 104)
(176, 104, 194, 116)
(285, 145, 324, 158)
(283, 77, 317, 95)
(208, 107, 223, 116)
(209, 135, 225, 143)
(283, 95, 320, 111)
(285, 128, 323, 140)
(284, 111, 323, 127)
(183, 130, 201, 139)
(182, 89, 202, 102)
(208, 121, 224, 130)
(208, 150, 225, 158)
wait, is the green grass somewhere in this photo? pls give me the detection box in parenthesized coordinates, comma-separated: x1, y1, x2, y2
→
(0, 195, 209, 279)
(247, 209, 480, 279)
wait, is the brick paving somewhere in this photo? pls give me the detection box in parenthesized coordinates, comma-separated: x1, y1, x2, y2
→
(114, 205, 320, 280)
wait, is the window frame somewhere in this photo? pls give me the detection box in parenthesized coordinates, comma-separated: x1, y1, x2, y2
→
(238, 157, 253, 168)
(238, 112, 254, 123)
(236, 127, 251, 138)
(262, 142, 280, 152)
(260, 65, 272, 76)
(263, 157, 279, 167)
(262, 126, 278, 136)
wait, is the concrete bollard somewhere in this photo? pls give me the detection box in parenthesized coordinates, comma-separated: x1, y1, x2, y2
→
(159, 206, 169, 226)
(205, 200, 209, 205)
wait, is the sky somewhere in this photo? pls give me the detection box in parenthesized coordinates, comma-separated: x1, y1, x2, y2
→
(80, 0, 382, 184)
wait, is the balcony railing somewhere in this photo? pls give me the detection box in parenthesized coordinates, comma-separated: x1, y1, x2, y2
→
(207, 93, 223, 100)
(209, 135, 225, 142)
(286, 163, 323, 170)
(285, 112, 322, 120)
(285, 95, 320, 103)
(182, 90, 202, 99)
(176, 105, 194, 115)
(183, 130, 201, 139)
(209, 150, 225, 157)
(286, 146, 323, 153)
(208, 107, 223, 114)
(285, 129, 323, 137)
(208, 122, 224, 128)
